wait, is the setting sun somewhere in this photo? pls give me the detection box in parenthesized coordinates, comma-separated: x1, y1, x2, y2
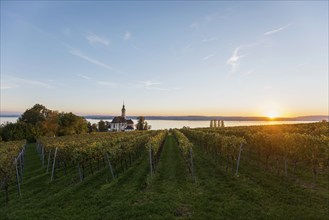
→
(266, 112, 279, 119)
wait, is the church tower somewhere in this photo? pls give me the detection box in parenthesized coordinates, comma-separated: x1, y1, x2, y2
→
(121, 103, 126, 118)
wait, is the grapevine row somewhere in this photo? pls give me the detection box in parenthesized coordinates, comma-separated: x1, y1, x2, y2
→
(146, 130, 168, 175)
(172, 129, 195, 181)
(38, 131, 158, 181)
(181, 129, 246, 176)
(0, 140, 26, 202)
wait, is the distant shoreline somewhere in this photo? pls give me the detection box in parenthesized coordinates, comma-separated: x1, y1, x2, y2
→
(1, 114, 327, 122)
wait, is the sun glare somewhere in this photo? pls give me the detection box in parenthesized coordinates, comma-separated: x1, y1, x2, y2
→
(266, 112, 279, 119)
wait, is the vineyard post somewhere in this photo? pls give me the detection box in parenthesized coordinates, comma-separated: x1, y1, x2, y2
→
(21, 145, 25, 168)
(19, 153, 23, 181)
(235, 143, 243, 176)
(149, 148, 153, 175)
(41, 145, 45, 166)
(105, 152, 115, 180)
(78, 162, 83, 182)
(189, 148, 195, 182)
(15, 158, 21, 196)
(46, 149, 52, 173)
(284, 158, 288, 177)
(50, 147, 58, 182)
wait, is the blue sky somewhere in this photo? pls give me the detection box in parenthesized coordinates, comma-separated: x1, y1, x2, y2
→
(1, 1, 328, 117)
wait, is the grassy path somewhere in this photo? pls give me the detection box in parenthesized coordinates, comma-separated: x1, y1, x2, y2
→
(190, 144, 329, 219)
(132, 134, 195, 219)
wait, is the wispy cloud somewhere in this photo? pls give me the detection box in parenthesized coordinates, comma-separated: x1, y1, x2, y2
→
(242, 70, 254, 76)
(69, 49, 114, 71)
(0, 84, 18, 90)
(205, 15, 213, 23)
(190, 22, 200, 30)
(139, 80, 162, 87)
(96, 81, 117, 87)
(124, 31, 131, 40)
(184, 44, 192, 50)
(203, 54, 215, 61)
(76, 74, 91, 80)
(2, 77, 54, 89)
(134, 80, 178, 91)
(264, 24, 291, 36)
(202, 37, 218, 43)
(69, 49, 126, 75)
(62, 27, 71, 36)
(85, 32, 109, 46)
(226, 47, 244, 73)
(297, 62, 308, 68)
(76, 74, 117, 87)
(15, 78, 54, 88)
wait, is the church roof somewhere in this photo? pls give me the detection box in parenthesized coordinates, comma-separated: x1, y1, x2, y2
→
(126, 119, 134, 124)
(125, 125, 134, 130)
(111, 116, 126, 123)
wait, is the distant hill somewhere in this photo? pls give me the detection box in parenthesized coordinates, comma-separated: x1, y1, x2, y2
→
(83, 115, 328, 121)
(1, 114, 327, 122)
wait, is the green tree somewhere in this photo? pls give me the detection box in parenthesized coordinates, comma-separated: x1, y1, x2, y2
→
(19, 104, 49, 126)
(0, 122, 35, 142)
(136, 116, 150, 130)
(98, 120, 108, 132)
(57, 112, 88, 136)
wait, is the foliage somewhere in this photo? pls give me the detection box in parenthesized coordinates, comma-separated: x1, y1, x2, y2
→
(187, 122, 329, 183)
(37, 131, 157, 181)
(0, 140, 26, 202)
(136, 116, 151, 130)
(1, 134, 328, 219)
(0, 104, 88, 141)
(98, 120, 108, 132)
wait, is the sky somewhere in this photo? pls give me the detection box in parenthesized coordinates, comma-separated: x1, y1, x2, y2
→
(1, 1, 328, 117)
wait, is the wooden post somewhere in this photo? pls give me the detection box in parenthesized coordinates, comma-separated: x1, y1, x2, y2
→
(105, 153, 115, 179)
(284, 158, 288, 177)
(46, 149, 52, 173)
(19, 153, 23, 182)
(15, 158, 21, 196)
(41, 146, 45, 166)
(189, 148, 195, 182)
(149, 148, 153, 176)
(78, 162, 83, 182)
(50, 147, 58, 182)
(21, 146, 25, 168)
(235, 143, 243, 176)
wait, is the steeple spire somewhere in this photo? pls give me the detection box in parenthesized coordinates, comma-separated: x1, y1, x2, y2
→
(121, 102, 126, 118)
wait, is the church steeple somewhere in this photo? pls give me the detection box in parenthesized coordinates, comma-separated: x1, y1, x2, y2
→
(121, 102, 126, 118)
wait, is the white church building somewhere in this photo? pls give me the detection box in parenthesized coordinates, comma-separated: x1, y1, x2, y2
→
(109, 104, 134, 132)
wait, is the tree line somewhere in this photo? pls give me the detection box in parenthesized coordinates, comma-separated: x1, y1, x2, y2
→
(0, 104, 88, 142)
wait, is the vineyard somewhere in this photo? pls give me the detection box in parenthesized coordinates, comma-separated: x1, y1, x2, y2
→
(185, 121, 329, 185)
(1, 122, 328, 219)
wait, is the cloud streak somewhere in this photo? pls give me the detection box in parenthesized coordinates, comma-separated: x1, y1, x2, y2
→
(69, 49, 114, 71)
(124, 31, 131, 40)
(76, 74, 91, 80)
(96, 81, 117, 87)
(190, 22, 200, 30)
(202, 37, 218, 43)
(2, 77, 54, 89)
(226, 47, 244, 72)
(0, 85, 18, 90)
(138, 80, 162, 87)
(264, 24, 291, 36)
(203, 54, 215, 61)
(133, 80, 178, 91)
(85, 32, 109, 46)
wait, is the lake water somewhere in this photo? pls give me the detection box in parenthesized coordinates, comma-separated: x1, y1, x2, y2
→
(0, 116, 316, 130)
